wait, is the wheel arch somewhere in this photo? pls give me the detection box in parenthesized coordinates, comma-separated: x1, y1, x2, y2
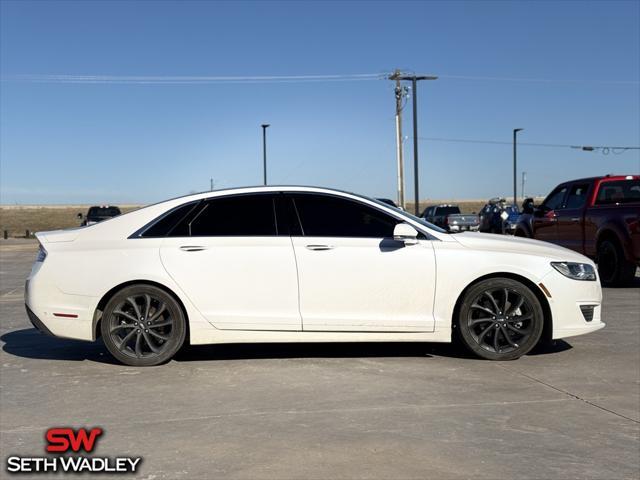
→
(596, 226, 632, 261)
(92, 280, 190, 343)
(451, 272, 553, 346)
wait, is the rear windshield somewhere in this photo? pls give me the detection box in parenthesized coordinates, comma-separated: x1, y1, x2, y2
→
(436, 206, 461, 215)
(88, 207, 121, 217)
(595, 180, 640, 205)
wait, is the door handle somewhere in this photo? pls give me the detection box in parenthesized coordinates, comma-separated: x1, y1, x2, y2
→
(179, 245, 207, 252)
(305, 244, 335, 251)
(571, 217, 581, 222)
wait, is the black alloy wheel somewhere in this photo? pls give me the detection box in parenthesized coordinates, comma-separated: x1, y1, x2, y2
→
(101, 285, 186, 366)
(457, 278, 544, 360)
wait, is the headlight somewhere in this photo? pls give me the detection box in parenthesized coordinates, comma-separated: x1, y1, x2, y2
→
(551, 262, 596, 281)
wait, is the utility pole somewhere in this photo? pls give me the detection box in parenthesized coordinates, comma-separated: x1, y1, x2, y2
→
(261, 124, 270, 186)
(521, 171, 526, 202)
(513, 128, 523, 206)
(210, 178, 214, 191)
(393, 72, 438, 215)
(389, 70, 407, 209)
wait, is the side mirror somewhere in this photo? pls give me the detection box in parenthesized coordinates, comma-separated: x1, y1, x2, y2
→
(77, 213, 83, 219)
(522, 198, 535, 214)
(393, 223, 419, 245)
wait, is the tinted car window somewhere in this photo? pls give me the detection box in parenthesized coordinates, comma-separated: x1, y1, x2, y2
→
(189, 194, 277, 236)
(292, 194, 400, 238)
(595, 180, 640, 205)
(564, 184, 590, 209)
(543, 187, 568, 211)
(88, 207, 121, 218)
(436, 206, 461, 216)
(141, 201, 200, 237)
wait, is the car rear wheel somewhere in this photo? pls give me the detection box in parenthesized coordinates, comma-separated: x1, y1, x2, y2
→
(457, 278, 544, 360)
(597, 239, 636, 287)
(101, 285, 186, 366)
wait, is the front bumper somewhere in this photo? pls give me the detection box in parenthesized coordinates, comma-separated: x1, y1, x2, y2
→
(539, 269, 605, 339)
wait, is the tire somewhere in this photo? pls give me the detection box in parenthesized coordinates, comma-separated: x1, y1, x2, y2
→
(597, 238, 637, 287)
(101, 285, 186, 366)
(457, 278, 544, 360)
(514, 228, 528, 238)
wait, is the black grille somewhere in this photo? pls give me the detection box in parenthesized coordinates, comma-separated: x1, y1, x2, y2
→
(580, 305, 595, 323)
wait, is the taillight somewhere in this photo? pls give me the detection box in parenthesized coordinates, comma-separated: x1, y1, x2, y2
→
(36, 243, 47, 263)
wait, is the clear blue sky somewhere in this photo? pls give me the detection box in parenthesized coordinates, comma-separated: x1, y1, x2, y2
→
(1, 0, 639, 205)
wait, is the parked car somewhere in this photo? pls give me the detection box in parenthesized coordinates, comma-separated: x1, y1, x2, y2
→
(515, 175, 640, 286)
(421, 204, 478, 231)
(27, 186, 603, 366)
(479, 198, 521, 234)
(376, 198, 402, 210)
(446, 213, 480, 232)
(78, 205, 122, 226)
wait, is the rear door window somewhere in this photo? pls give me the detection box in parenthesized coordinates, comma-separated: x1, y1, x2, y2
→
(189, 194, 277, 236)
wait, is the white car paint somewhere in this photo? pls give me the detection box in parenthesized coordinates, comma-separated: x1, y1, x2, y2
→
(25, 186, 604, 348)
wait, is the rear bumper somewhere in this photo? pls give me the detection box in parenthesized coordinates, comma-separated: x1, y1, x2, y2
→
(25, 304, 55, 336)
(25, 274, 97, 341)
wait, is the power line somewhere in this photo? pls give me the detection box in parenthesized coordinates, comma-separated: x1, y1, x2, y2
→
(2, 73, 386, 84)
(437, 74, 640, 85)
(416, 136, 640, 154)
(3, 72, 638, 85)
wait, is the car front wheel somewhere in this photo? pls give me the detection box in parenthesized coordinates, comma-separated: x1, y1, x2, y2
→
(457, 278, 544, 360)
(101, 285, 186, 366)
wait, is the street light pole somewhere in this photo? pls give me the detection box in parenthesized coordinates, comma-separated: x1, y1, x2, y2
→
(261, 124, 270, 186)
(513, 128, 523, 206)
(395, 73, 438, 215)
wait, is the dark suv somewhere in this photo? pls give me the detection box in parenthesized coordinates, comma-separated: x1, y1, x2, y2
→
(78, 206, 122, 226)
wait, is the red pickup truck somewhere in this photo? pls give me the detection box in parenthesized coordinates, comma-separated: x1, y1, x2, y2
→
(515, 175, 640, 286)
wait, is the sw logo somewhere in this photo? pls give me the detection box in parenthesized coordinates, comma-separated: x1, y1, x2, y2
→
(5, 427, 142, 474)
(46, 427, 103, 453)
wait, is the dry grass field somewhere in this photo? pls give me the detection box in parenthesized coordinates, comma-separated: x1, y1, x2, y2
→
(0, 199, 524, 238)
(0, 206, 140, 238)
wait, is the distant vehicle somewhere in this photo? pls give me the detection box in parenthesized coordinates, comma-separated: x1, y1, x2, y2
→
(446, 213, 480, 232)
(479, 198, 520, 234)
(422, 205, 479, 232)
(376, 198, 401, 210)
(78, 206, 122, 226)
(515, 175, 640, 286)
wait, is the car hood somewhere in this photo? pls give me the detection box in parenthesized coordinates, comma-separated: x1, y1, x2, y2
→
(451, 232, 592, 263)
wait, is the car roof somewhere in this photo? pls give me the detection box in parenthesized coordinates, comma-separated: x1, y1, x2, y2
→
(146, 185, 389, 207)
(557, 175, 639, 185)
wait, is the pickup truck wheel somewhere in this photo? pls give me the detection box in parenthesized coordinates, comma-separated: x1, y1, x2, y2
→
(597, 239, 636, 287)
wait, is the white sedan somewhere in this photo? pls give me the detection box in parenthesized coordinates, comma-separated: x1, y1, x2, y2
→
(25, 186, 604, 366)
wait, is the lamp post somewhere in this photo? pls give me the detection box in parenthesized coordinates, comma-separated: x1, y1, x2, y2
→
(394, 74, 438, 215)
(513, 128, 523, 206)
(261, 124, 270, 186)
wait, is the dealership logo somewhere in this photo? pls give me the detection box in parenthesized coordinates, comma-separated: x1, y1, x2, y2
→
(5, 427, 142, 474)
